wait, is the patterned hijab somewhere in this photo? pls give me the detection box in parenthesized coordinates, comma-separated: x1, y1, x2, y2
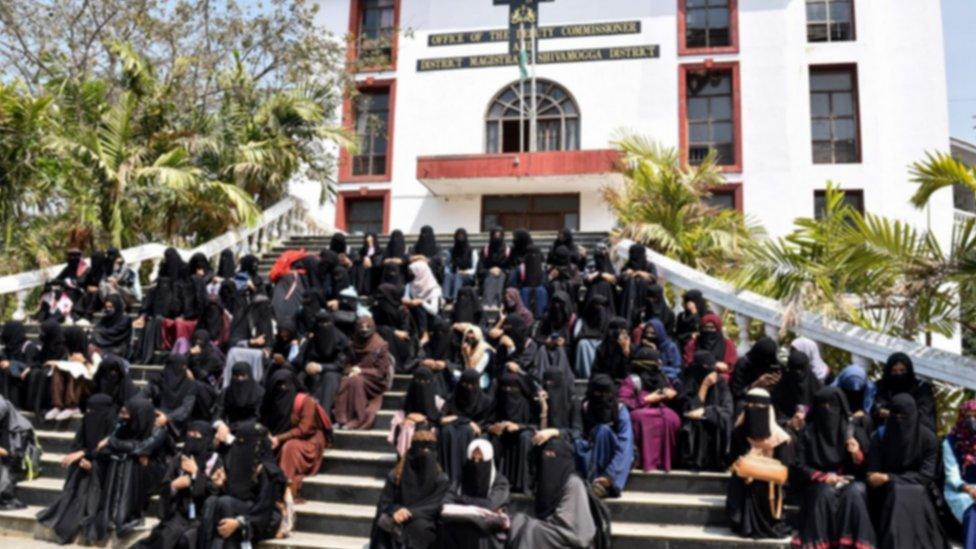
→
(952, 399, 976, 469)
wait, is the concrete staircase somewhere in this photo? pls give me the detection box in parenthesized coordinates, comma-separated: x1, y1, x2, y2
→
(3, 232, 793, 548)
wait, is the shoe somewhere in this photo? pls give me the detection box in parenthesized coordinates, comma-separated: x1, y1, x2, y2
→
(44, 408, 60, 421)
(57, 408, 79, 421)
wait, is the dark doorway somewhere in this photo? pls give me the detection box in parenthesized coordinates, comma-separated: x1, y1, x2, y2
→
(501, 120, 530, 153)
(346, 197, 384, 234)
(481, 194, 580, 232)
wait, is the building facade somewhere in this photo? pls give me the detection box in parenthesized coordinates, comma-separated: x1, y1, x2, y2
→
(304, 0, 953, 241)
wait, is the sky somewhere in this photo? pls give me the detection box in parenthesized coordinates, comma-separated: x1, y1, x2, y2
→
(944, 0, 976, 142)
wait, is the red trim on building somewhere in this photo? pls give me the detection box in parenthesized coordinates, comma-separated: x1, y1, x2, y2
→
(339, 78, 397, 184)
(711, 182, 743, 212)
(677, 0, 739, 56)
(417, 150, 621, 180)
(335, 187, 392, 233)
(678, 60, 743, 173)
(347, 0, 401, 72)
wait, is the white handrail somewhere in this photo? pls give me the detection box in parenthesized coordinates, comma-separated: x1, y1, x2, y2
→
(0, 196, 323, 320)
(613, 240, 976, 390)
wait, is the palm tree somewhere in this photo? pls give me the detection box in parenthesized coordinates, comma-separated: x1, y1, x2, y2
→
(601, 133, 762, 274)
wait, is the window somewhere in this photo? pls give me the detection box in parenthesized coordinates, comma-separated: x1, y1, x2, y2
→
(685, 0, 731, 49)
(810, 66, 859, 164)
(358, 0, 396, 63)
(704, 185, 740, 211)
(485, 79, 580, 154)
(686, 70, 735, 166)
(806, 0, 854, 42)
(352, 90, 390, 176)
(814, 189, 864, 219)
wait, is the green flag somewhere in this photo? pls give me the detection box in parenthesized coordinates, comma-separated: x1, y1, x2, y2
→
(519, 47, 529, 80)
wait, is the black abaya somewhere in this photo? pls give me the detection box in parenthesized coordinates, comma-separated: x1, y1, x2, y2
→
(676, 352, 733, 471)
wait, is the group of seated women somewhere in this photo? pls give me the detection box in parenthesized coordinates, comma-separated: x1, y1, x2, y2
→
(0, 227, 973, 549)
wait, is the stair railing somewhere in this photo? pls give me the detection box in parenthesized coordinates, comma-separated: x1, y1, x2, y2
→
(613, 240, 976, 391)
(0, 196, 326, 321)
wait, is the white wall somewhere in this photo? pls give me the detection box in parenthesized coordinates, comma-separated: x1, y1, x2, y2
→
(309, 0, 953, 244)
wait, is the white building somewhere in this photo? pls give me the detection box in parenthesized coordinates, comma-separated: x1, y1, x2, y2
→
(304, 0, 954, 241)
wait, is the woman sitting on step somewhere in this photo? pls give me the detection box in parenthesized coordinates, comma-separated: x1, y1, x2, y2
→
(333, 316, 394, 431)
(198, 421, 287, 549)
(477, 226, 510, 308)
(676, 351, 734, 471)
(389, 366, 442, 458)
(439, 439, 511, 549)
(36, 393, 117, 544)
(507, 438, 597, 549)
(941, 399, 976, 549)
(261, 369, 332, 504)
(370, 430, 450, 549)
(439, 368, 495, 486)
(619, 348, 679, 473)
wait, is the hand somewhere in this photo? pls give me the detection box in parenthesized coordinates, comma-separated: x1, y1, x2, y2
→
(505, 421, 520, 433)
(363, 257, 372, 269)
(703, 372, 719, 387)
(470, 422, 481, 436)
(0, 360, 8, 370)
(133, 316, 146, 329)
(789, 413, 805, 431)
(69, 352, 86, 363)
(273, 353, 285, 365)
(138, 455, 149, 467)
(190, 345, 202, 355)
(216, 423, 231, 444)
(211, 467, 226, 489)
(394, 330, 410, 341)
(217, 518, 240, 538)
(532, 428, 559, 446)
(327, 300, 340, 311)
(867, 472, 890, 488)
(662, 388, 677, 400)
(488, 328, 504, 339)
(250, 334, 266, 347)
(155, 411, 169, 427)
(78, 458, 92, 471)
(347, 366, 362, 377)
(490, 267, 502, 276)
(685, 408, 705, 420)
(96, 438, 109, 452)
(406, 413, 427, 423)
(499, 335, 515, 350)
(878, 408, 890, 419)
(506, 362, 520, 373)
(846, 438, 861, 455)
(715, 361, 730, 373)
(393, 508, 412, 524)
(488, 423, 506, 437)
(61, 450, 84, 468)
(305, 362, 323, 376)
(964, 485, 976, 500)
(19, 369, 29, 381)
(171, 474, 192, 491)
(644, 393, 664, 405)
(617, 332, 630, 348)
(270, 436, 280, 450)
(754, 372, 782, 389)
(823, 473, 842, 485)
(440, 415, 457, 425)
(181, 454, 199, 476)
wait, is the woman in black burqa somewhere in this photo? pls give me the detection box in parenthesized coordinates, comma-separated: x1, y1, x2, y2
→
(93, 396, 173, 539)
(866, 393, 948, 549)
(439, 369, 494, 485)
(135, 420, 221, 549)
(439, 439, 511, 549)
(37, 393, 118, 544)
(792, 386, 875, 549)
(199, 421, 286, 549)
(370, 430, 450, 549)
(146, 353, 197, 433)
(298, 310, 350, 416)
(676, 351, 733, 471)
(488, 370, 540, 493)
(871, 352, 937, 433)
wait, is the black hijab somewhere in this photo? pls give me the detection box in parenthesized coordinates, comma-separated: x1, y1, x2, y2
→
(119, 396, 155, 441)
(484, 226, 508, 268)
(38, 318, 66, 362)
(803, 386, 850, 469)
(772, 347, 822, 418)
(183, 420, 216, 470)
(592, 245, 615, 274)
(541, 290, 572, 338)
(451, 228, 473, 271)
(217, 249, 236, 279)
(595, 317, 630, 379)
(630, 347, 668, 393)
(744, 390, 773, 439)
(0, 321, 27, 358)
(399, 437, 440, 505)
(188, 329, 222, 380)
(745, 337, 779, 378)
(511, 229, 532, 261)
(452, 286, 482, 324)
(533, 438, 576, 519)
(496, 371, 535, 424)
(584, 374, 619, 432)
(644, 284, 669, 321)
(386, 230, 407, 259)
(579, 294, 610, 339)
(158, 353, 194, 412)
(502, 314, 530, 356)
(879, 393, 924, 473)
(64, 326, 89, 357)
(332, 266, 352, 294)
(330, 233, 348, 255)
(461, 455, 493, 501)
(56, 249, 84, 282)
(307, 311, 341, 363)
(543, 369, 572, 429)
(262, 369, 298, 435)
(80, 393, 117, 452)
(82, 251, 107, 286)
(224, 362, 264, 423)
(520, 245, 545, 287)
(225, 421, 267, 499)
(360, 232, 380, 258)
(239, 254, 259, 279)
(188, 252, 212, 276)
(403, 367, 439, 419)
(159, 247, 187, 280)
(449, 369, 493, 422)
(679, 351, 718, 402)
(548, 245, 571, 268)
(625, 243, 651, 273)
(413, 225, 439, 258)
(93, 294, 132, 350)
(93, 355, 137, 408)
(696, 313, 726, 359)
(372, 283, 404, 327)
(878, 352, 919, 397)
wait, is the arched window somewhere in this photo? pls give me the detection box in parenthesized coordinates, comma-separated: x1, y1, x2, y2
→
(485, 79, 580, 154)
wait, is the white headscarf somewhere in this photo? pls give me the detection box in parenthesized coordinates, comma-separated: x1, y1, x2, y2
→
(466, 438, 496, 488)
(409, 260, 440, 300)
(791, 337, 829, 381)
(740, 388, 792, 454)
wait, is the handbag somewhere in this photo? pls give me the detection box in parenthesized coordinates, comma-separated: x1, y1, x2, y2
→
(730, 453, 788, 519)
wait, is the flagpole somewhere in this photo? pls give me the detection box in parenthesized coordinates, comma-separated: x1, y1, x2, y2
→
(519, 22, 526, 154)
(530, 23, 538, 152)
